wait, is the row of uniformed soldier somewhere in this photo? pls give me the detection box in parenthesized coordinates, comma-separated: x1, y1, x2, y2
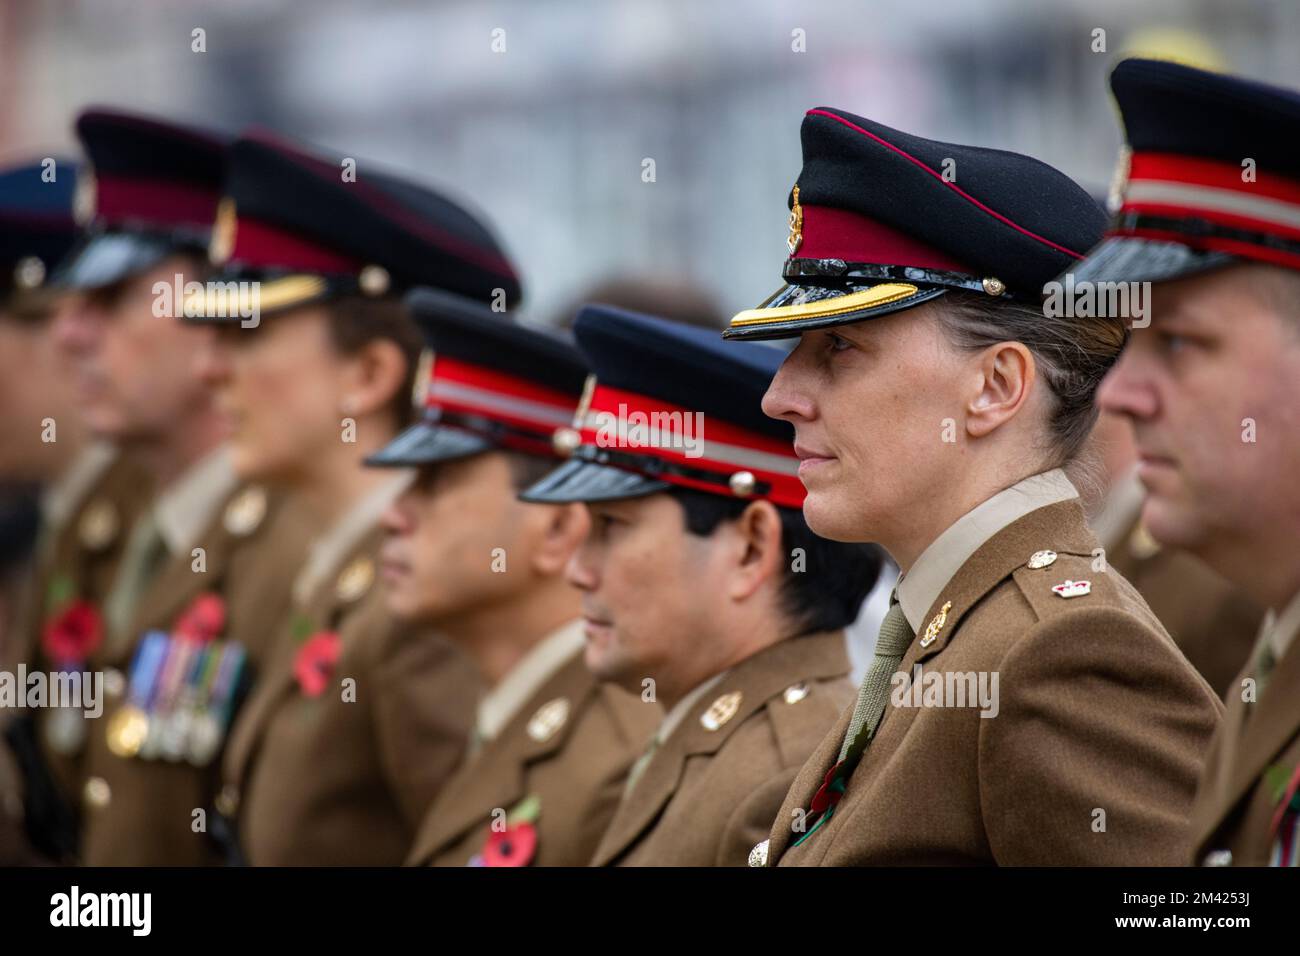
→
(0, 55, 1296, 867)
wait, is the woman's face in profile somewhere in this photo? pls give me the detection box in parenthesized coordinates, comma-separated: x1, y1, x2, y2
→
(760, 303, 974, 551)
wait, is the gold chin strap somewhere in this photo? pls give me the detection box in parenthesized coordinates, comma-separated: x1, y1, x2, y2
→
(729, 282, 920, 328)
(182, 274, 329, 320)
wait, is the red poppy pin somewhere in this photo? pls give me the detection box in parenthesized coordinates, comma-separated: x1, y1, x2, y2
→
(474, 794, 541, 867)
(41, 599, 103, 666)
(173, 592, 227, 643)
(294, 631, 342, 697)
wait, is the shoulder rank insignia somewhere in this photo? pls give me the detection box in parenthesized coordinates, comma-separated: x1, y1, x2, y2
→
(701, 690, 742, 731)
(223, 486, 267, 537)
(1052, 579, 1092, 599)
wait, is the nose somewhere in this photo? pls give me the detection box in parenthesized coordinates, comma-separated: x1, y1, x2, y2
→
(564, 539, 598, 593)
(49, 293, 101, 357)
(761, 341, 817, 424)
(196, 328, 235, 387)
(1096, 347, 1159, 422)
(380, 490, 416, 536)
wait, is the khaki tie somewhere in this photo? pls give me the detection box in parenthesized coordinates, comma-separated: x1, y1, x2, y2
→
(838, 595, 914, 765)
(104, 512, 168, 643)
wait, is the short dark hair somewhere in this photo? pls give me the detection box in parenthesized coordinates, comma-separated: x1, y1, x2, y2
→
(324, 295, 423, 428)
(668, 488, 882, 633)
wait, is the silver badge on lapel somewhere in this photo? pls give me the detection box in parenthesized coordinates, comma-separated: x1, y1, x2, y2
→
(700, 691, 742, 731)
(223, 486, 267, 536)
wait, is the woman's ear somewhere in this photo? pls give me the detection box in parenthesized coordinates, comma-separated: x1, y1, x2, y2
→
(727, 500, 785, 602)
(965, 341, 1035, 439)
(341, 338, 409, 419)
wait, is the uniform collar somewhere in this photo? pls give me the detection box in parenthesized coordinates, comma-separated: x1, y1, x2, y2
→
(474, 619, 587, 748)
(153, 445, 237, 556)
(656, 671, 728, 745)
(39, 440, 118, 532)
(291, 470, 411, 605)
(897, 468, 1079, 633)
(1261, 588, 1300, 663)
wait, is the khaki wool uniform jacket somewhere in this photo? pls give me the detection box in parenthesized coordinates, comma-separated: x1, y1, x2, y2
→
(409, 632, 660, 867)
(760, 475, 1222, 867)
(1095, 472, 1263, 700)
(1190, 590, 1300, 866)
(591, 629, 854, 867)
(79, 454, 311, 866)
(219, 500, 479, 866)
(15, 447, 152, 807)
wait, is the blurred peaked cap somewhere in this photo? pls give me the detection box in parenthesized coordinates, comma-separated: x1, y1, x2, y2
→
(366, 287, 583, 469)
(56, 108, 228, 291)
(0, 159, 79, 296)
(725, 106, 1105, 340)
(405, 286, 587, 397)
(577, 304, 789, 440)
(1072, 58, 1300, 284)
(523, 304, 803, 507)
(196, 129, 522, 321)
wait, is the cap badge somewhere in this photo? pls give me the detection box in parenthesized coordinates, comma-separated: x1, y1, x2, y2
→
(527, 697, 570, 743)
(1052, 579, 1092, 599)
(1106, 144, 1132, 215)
(359, 264, 391, 297)
(919, 600, 952, 649)
(572, 374, 597, 429)
(72, 168, 96, 226)
(981, 277, 1006, 297)
(78, 499, 119, 551)
(411, 349, 435, 411)
(223, 486, 267, 537)
(1027, 550, 1058, 570)
(209, 198, 237, 266)
(701, 690, 742, 731)
(335, 555, 375, 604)
(14, 256, 46, 290)
(787, 184, 803, 256)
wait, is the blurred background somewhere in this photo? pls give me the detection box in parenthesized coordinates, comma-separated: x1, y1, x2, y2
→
(1, 0, 1296, 327)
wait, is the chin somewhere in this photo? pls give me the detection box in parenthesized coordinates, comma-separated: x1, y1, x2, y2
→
(1139, 495, 1209, 554)
(801, 491, 867, 543)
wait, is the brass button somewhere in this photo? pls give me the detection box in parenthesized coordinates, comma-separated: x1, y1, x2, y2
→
(83, 776, 111, 809)
(215, 783, 240, 817)
(102, 668, 126, 700)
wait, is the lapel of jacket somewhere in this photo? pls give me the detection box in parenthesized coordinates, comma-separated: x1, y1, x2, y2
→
(222, 525, 380, 789)
(768, 499, 1099, 865)
(593, 630, 849, 866)
(1197, 625, 1300, 846)
(408, 650, 597, 864)
(105, 497, 239, 665)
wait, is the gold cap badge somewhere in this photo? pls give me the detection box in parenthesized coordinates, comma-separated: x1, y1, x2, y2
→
(209, 197, 238, 266)
(787, 184, 803, 256)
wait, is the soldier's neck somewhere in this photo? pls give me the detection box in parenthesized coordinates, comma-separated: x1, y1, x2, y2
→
(438, 582, 581, 689)
(130, 405, 228, 490)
